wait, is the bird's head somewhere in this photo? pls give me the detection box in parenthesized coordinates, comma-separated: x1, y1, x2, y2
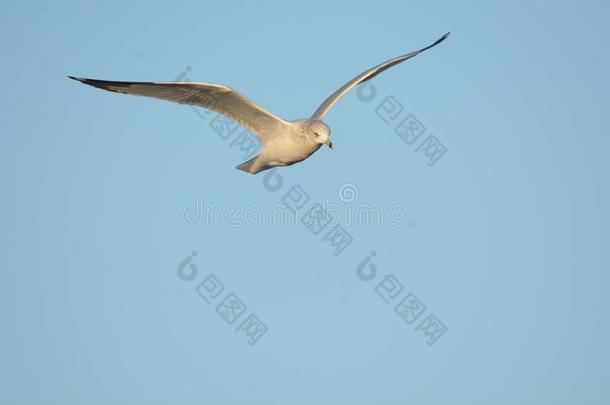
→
(308, 120, 332, 149)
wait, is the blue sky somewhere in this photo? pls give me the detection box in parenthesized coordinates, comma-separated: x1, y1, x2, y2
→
(1, 0, 609, 404)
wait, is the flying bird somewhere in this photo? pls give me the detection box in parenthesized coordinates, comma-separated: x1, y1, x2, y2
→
(70, 33, 449, 174)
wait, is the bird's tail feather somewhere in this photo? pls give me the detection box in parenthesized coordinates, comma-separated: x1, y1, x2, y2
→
(236, 155, 261, 174)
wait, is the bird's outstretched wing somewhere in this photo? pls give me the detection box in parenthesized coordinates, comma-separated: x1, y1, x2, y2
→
(311, 33, 450, 120)
(69, 77, 290, 144)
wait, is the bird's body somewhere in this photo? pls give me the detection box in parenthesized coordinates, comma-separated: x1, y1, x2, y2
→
(70, 33, 449, 174)
(241, 119, 328, 173)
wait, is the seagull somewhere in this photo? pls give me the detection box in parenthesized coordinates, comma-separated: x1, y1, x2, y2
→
(70, 33, 449, 174)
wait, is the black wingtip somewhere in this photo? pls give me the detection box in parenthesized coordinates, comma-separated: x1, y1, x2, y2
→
(68, 76, 92, 85)
(420, 32, 451, 52)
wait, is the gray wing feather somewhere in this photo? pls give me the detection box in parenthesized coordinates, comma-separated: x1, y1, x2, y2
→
(311, 33, 450, 120)
(69, 77, 290, 144)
